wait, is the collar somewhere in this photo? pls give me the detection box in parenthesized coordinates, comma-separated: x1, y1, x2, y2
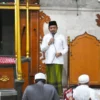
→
(37, 81, 44, 85)
(50, 32, 58, 38)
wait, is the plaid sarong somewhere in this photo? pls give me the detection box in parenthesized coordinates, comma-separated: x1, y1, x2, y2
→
(46, 64, 63, 96)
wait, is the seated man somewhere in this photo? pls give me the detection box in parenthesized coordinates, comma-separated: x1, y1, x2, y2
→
(22, 72, 60, 100)
(73, 74, 99, 100)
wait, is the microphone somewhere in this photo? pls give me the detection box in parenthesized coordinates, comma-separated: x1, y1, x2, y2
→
(52, 33, 55, 44)
(52, 33, 55, 38)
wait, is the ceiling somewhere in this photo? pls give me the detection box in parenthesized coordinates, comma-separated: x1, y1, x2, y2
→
(40, 0, 100, 9)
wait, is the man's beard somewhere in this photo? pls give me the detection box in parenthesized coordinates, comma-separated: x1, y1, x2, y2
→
(51, 31, 56, 34)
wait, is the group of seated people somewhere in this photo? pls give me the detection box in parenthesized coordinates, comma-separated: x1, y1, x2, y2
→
(22, 73, 100, 100)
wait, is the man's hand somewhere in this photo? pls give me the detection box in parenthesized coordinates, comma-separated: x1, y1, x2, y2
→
(48, 38, 54, 45)
(55, 52, 62, 58)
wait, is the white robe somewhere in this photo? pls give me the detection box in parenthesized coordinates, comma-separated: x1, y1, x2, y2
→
(73, 85, 99, 100)
(41, 33, 68, 64)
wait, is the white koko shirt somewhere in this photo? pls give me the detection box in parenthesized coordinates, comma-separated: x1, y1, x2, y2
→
(41, 33, 68, 64)
(73, 85, 99, 100)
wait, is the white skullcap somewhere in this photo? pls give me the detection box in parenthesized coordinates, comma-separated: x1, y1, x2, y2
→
(35, 73, 46, 80)
(78, 74, 89, 84)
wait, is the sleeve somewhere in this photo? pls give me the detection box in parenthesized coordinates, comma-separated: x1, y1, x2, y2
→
(60, 35, 68, 55)
(22, 87, 28, 100)
(41, 36, 49, 52)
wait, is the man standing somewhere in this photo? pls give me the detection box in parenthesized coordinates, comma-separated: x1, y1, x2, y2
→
(22, 73, 60, 100)
(41, 21, 68, 96)
(73, 74, 99, 100)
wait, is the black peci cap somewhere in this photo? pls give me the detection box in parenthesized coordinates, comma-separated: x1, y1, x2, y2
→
(48, 21, 57, 27)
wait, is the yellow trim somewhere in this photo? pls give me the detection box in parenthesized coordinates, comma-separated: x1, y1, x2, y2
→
(16, 0, 22, 80)
(0, 6, 14, 9)
(15, 1, 17, 58)
(0, 5, 40, 10)
(28, 6, 40, 10)
(26, 0, 29, 58)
